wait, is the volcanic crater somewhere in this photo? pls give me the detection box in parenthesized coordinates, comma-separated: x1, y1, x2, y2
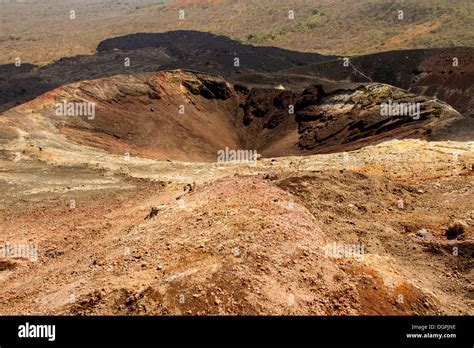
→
(0, 32, 472, 317)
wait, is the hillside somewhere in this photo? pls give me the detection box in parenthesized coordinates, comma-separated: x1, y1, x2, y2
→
(0, 0, 472, 65)
(1, 107, 472, 315)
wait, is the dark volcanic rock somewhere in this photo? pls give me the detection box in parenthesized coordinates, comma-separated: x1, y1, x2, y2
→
(96, 31, 334, 71)
(283, 47, 474, 119)
(295, 84, 325, 111)
(0, 31, 336, 113)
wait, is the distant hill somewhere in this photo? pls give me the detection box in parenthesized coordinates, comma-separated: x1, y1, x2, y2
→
(0, 0, 472, 65)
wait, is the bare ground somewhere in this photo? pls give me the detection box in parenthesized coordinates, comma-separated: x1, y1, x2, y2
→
(0, 139, 472, 315)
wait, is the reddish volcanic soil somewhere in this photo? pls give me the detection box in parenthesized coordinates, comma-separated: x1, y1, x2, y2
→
(0, 69, 472, 316)
(0, 144, 472, 315)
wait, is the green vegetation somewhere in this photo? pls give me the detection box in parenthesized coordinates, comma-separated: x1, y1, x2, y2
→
(1, 0, 472, 65)
(235, 0, 473, 56)
(239, 8, 326, 44)
(127, 1, 167, 14)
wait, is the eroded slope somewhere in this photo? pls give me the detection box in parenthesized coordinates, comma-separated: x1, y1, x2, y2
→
(0, 140, 472, 315)
(0, 70, 464, 163)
